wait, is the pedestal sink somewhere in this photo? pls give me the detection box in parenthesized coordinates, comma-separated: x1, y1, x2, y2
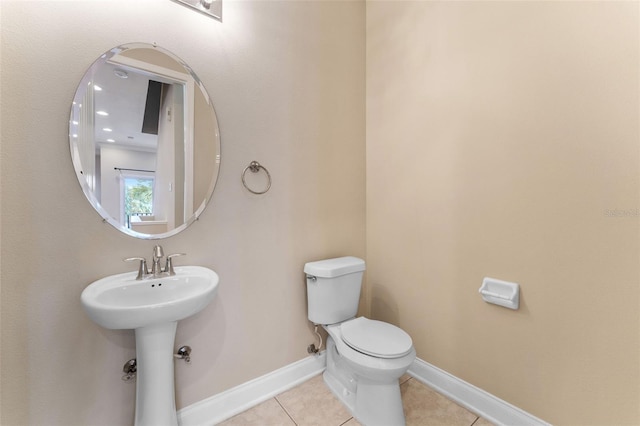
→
(81, 266, 219, 426)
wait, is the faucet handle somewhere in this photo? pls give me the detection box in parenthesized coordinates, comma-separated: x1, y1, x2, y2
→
(124, 257, 148, 280)
(165, 253, 186, 276)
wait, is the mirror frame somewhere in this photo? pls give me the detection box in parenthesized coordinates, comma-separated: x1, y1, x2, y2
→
(69, 43, 221, 239)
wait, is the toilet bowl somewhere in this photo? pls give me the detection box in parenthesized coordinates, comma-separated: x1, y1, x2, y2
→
(304, 257, 416, 426)
(323, 318, 416, 426)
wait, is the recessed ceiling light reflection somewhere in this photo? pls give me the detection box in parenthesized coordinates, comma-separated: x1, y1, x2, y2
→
(103, 128, 113, 132)
(106, 139, 115, 143)
(96, 111, 109, 116)
(94, 85, 103, 91)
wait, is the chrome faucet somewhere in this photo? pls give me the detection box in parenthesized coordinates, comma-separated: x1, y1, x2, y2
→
(151, 245, 165, 276)
(124, 245, 186, 280)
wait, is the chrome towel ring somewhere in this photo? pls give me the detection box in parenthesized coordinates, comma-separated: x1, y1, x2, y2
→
(242, 161, 272, 194)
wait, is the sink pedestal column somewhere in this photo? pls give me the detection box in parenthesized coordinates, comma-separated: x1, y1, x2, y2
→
(135, 321, 178, 426)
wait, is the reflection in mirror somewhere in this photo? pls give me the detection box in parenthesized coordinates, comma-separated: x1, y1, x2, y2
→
(69, 43, 221, 239)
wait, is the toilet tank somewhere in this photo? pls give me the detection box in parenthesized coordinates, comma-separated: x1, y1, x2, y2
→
(304, 256, 365, 325)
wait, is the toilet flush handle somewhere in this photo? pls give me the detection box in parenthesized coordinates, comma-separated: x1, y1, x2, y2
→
(306, 275, 317, 282)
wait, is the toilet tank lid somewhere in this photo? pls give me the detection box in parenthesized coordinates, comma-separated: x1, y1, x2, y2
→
(304, 256, 365, 278)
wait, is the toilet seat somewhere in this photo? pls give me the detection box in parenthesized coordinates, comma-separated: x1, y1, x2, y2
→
(340, 317, 413, 359)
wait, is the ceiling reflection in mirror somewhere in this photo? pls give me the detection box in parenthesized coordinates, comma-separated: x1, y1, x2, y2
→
(69, 43, 221, 239)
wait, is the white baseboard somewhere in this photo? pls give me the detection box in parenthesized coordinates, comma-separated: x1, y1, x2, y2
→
(177, 352, 326, 426)
(177, 353, 550, 426)
(407, 358, 551, 426)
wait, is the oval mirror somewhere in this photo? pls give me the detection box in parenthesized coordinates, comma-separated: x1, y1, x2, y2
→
(69, 43, 221, 239)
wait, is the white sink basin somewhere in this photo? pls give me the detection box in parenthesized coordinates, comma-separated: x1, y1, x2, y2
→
(81, 265, 219, 330)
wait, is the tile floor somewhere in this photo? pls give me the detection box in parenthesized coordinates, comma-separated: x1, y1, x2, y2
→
(219, 374, 495, 426)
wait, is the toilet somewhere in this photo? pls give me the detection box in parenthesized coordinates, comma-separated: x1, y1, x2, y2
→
(304, 256, 416, 426)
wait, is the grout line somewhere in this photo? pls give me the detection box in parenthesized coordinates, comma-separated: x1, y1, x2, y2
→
(274, 396, 298, 426)
(400, 375, 413, 385)
(470, 416, 481, 426)
(338, 417, 355, 426)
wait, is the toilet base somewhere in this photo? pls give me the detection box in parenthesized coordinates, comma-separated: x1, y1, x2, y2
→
(323, 336, 407, 426)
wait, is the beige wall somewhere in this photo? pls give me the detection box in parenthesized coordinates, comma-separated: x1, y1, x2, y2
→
(0, 1, 365, 425)
(3, 1, 639, 425)
(367, 1, 639, 425)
